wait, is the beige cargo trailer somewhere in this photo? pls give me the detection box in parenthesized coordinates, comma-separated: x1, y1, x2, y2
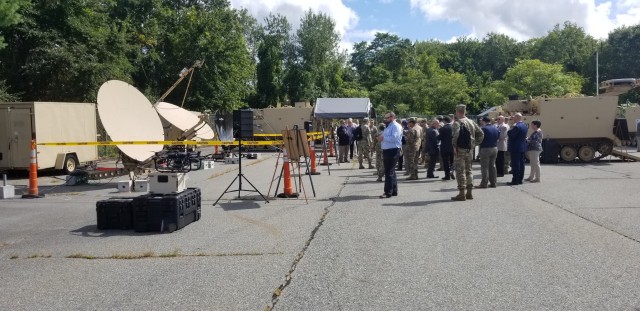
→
(0, 102, 98, 173)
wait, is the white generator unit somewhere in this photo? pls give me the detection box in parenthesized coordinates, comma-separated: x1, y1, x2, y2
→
(149, 172, 188, 194)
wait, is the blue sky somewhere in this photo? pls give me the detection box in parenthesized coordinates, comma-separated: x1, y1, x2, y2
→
(230, 0, 640, 51)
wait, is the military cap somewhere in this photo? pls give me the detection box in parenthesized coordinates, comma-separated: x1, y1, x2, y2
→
(456, 104, 466, 112)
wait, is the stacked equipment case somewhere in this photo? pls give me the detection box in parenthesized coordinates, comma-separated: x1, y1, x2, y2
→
(96, 187, 201, 233)
(96, 151, 203, 233)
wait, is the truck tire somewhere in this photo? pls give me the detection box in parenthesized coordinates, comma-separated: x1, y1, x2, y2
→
(63, 154, 79, 174)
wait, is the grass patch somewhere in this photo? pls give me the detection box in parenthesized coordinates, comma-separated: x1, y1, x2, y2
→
(9, 255, 19, 259)
(64, 251, 284, 260)
(67, 253, 96, 259)
(110, 252, 155, 260)
(158, 249, 181, 258)
(26, 253, 52, 259)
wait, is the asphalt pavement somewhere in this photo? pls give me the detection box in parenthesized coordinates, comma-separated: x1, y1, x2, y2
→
(1, 151, 639, 310)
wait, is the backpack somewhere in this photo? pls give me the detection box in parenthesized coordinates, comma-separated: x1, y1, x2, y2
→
(457, 121, 472, 149)
(354, 126, 363, 141)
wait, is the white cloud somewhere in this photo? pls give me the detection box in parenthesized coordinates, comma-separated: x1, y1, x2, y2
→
(229, 0, 359, 42)
(229, 0, 395, 54)
(409, 0, 640, 40)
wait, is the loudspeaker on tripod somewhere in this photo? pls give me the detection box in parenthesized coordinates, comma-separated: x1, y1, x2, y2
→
(233, 109, 254, 139)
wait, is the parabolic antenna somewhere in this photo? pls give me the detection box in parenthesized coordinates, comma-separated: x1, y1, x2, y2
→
(154, 101, 215, 140)
(97, 80, 165, 162)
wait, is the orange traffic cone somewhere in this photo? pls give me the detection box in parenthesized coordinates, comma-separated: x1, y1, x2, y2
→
(307, 142, 320, 175)
(328, 138, 335, 157)
(320, 143, 331, 166)
(277, 150, 298, 198)
(22, 140, 44, 198)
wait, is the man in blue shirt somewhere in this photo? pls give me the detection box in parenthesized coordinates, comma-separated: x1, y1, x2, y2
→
(377, 111, 403, 198)
(477, 117, 500, 188)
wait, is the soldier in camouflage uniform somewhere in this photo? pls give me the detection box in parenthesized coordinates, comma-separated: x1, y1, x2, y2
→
(418, 118, 428, 166)
(357, 118, 374, 169)
(374, 123, 385, 181)
(413, 119, 424, 174)
(451, 104, 484, 201)
(404, 118, 419, 180)
(369, 121, 377, 161)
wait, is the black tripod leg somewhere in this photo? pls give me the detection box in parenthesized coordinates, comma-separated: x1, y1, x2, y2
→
(307, 164, 316, 197)
(240, 174, 270, 203)
(213, 174, 240, 206)
(274, 164, 284, 197)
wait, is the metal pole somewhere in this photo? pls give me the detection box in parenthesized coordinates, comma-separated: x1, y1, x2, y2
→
(596, 51, 599, 97)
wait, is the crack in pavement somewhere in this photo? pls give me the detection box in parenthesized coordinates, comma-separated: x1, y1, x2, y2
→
(514, 187, 640, 244)
(265, 176, 350, 311)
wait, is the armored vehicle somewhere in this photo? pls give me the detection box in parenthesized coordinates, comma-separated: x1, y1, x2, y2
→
(489, 95, 618, 162)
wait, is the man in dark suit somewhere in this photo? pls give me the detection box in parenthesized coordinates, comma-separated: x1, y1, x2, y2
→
(438, 116, 454, 180)
(507, 113, 528, 185)
(424, 119, 440, 178)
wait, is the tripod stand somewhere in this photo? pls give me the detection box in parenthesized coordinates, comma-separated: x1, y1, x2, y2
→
(213, 137, 269, 206)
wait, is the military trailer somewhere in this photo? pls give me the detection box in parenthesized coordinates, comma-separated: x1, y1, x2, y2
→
(0, 102, 98, 173)
(253, 104, 314, 135)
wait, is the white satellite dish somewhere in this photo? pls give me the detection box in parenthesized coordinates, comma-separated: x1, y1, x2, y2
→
(154, 101, 215, 140)
(97, 80, 164, 162)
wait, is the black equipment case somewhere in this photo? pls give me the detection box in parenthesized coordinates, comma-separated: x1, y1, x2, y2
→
(96, 198, 134, 230)
(132, 188, 201, 233)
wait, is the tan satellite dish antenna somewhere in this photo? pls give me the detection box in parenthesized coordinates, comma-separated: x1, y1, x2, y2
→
(97, 80, 164, 162)
(154, 101, 215, 140)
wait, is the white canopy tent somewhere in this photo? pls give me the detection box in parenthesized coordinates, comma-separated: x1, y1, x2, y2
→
(313, 98, 375, 119)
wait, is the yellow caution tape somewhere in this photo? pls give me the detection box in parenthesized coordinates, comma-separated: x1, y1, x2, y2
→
(254, 131, 327, 138)
(37, 131, 327, 147)
(38, 140, 284, 147)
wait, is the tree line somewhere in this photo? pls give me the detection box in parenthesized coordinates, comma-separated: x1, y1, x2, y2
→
(1, 0, 639, 115)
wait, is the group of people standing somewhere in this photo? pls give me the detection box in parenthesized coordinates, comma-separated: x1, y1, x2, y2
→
(333, 104, 544, 201)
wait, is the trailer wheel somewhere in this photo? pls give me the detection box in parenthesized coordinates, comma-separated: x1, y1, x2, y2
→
(63, 154, 79, 174)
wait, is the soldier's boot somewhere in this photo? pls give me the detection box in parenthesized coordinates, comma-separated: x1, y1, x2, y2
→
(376, 177, 383, 182)
(465, 188, 473, 200)
(451, 189, 466, 201)
(407, 174, 418, 180)
(358, 160, 365, 169)
(368, 160, 374, 169)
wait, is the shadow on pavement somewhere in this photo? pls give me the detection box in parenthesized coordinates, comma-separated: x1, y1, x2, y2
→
(381, 199, 452, 207)
(70, 225, 152, 237)
(218, 201, 262, 211)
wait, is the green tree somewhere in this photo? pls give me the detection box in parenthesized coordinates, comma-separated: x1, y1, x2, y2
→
(0, 0, 28, 49)
(255, 14, 290, 107)
(479, 33, 522, 80)
(160, 5, 253, 112)
(530, 22, 597, 75)
(600, 24, 640, 81)
(284, 10, 341, 102)
(0, 0, 133, 102)
(497, 59, 584, 97)
(529, 21, 598, 94)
